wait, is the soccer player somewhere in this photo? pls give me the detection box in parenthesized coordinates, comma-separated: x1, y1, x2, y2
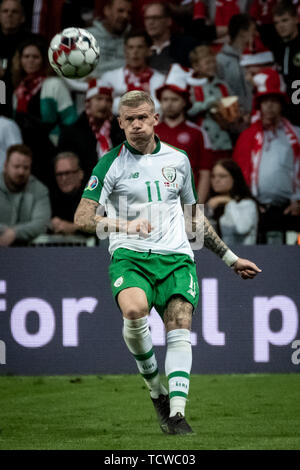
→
(74, 90, 261, 435)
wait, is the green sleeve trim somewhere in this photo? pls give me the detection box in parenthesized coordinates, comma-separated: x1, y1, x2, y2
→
(81, 143, 124, 203)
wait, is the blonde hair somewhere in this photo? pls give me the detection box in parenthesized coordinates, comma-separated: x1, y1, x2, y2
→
(189, 45, 215, 66)
(118, 90, 155, 114)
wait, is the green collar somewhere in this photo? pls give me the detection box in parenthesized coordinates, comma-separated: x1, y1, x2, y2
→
(124, 135, 161, 155)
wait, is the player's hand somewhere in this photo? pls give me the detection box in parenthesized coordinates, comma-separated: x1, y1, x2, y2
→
(127, 218, 153, 238)
(232, 258, 262, 280)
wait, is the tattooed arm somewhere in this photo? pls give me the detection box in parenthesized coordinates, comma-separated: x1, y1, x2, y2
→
(74, 199, 101, 233)
(74, 198, 153, 236)
(203, 215, 230, 259)
(192, 204, 262, 279)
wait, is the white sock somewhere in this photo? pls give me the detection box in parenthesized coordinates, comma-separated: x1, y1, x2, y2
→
(123, 317, 167, 399)
(165, 329, 192, 417)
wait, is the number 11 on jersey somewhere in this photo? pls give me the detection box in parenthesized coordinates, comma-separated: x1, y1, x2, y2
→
(145, 181, 162, 202)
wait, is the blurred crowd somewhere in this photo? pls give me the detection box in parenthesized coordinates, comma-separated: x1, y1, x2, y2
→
(1, 0, 300, 246)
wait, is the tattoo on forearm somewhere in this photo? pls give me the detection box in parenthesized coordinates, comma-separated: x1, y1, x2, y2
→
(74, 199, 99, 233)
(203, 216, 228, 258)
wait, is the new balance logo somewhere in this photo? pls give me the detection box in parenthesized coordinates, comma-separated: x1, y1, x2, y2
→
(129, 172, 139, 179)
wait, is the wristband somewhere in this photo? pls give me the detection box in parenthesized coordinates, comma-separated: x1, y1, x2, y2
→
(222, 249, 238, 267)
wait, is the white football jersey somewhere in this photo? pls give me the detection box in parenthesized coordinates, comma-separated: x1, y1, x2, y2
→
(82, 138, 197, 259)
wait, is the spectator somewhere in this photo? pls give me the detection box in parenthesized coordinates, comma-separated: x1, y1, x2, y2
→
(240, 36, 275, 122)
(50, 152, 86, 235)
(206, 159, 259, 245)
(267, 1, 300, 128)
(216, 13, 255, 114)
(143, 2, 200, 73)
(187, 45, 234, 166)
(241, 36, 275, 85)
(0, 143, 51, 246)
(94, 0, 194, 31)
(0, 0, 35, 116)
(155, 76, 212, 203)
(233, 68, 300, 243)
(11, 36, 77, 187)
(101, 30, 165, 116)
(88, 0, 133, 78)
(250, 0, 278, 40)
(30, 0, 94, 42)
(192, 0, 250, 47)
(59, 79, 125, 180)
(0, 110, 22, 172)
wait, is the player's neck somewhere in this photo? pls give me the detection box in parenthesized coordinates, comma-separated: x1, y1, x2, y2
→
(164, 115, 185, 128)
(127, 136, 157, 155)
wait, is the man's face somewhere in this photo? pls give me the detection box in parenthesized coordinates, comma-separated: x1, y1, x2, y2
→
(104, 0, 132, 35)
(274, 13, 298, 41)
(55, 157, 83, 194)
(144, 4, 171, 40)
(4, 152, 31, 191)
(0, 0, 24, 34)
(88, 94, 112, 120)
(160, 89, 186, 119)
(260, 96, 282, 124)
(125, 36, 150, 69)
(118, 102, 159, 148)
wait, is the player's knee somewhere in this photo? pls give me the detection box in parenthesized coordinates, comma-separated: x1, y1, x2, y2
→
(164, 296, 193, 331)
(165, 313, 192, 331)
(122, 304, 149, 320)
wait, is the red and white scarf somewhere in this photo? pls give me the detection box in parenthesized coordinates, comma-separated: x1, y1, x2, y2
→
(85, 101, 112, 158)
(15, 73, 45, 113)
(250, 118, 300, 196)
(124, 66, 153, 93)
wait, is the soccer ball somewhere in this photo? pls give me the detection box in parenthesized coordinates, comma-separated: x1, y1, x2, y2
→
(48, 27, 100, 79)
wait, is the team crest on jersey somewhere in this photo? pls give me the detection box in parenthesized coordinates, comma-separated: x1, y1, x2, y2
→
(114, 276, 124, 288)
(162, 167, 176, 183)
(86, 175, 98, 191)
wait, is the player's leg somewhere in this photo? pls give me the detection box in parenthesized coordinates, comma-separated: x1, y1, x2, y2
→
(118, 287, 168, 400)
(164, 296, 193, 419)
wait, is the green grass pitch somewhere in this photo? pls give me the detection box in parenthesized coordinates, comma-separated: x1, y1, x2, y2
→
(0, 374, 299, 450)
